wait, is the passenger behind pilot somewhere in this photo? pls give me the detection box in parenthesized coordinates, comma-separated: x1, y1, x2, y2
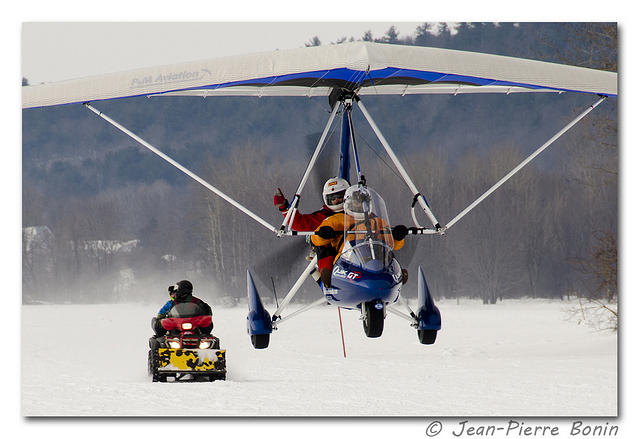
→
(310, 186, 409, 288)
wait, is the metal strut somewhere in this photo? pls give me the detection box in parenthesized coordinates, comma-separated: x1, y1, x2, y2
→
(387, 295, 419, 326)
(445, 96, 608, 230)
(344, 99, 364, 183)
(355, 99, 442, 232)
(280, 101, 341, 235)
(273, 297, 328, 328)
(272, 256, 318, 321)
(387, 306, 418, 325)
(84, 103, 279, 234)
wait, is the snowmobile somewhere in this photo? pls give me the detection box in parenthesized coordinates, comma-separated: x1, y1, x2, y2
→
(147, 302, 226, 382)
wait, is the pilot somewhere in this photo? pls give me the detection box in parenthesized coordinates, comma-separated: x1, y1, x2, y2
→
(310, 187, 409, 288)
(152, 280, 213, 336)
(273, 177, 350, 231)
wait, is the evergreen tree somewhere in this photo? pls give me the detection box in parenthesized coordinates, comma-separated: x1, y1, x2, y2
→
(305, 36, 321, 47)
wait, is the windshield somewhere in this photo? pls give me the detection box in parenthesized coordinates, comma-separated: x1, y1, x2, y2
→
(340, 186, 394, 271)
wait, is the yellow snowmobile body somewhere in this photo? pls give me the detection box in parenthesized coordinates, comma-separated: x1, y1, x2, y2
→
(148, 332, 227, 382)
(149, 347, 226, 382)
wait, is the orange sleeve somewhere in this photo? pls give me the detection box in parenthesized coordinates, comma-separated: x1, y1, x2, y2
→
(310, 214, 344, 247)
(373, 217, 404, 250)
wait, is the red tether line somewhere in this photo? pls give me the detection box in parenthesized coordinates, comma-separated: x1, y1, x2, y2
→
(338, 308, 347, 358)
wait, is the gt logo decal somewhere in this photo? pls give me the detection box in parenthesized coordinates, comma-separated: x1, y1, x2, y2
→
(333, 266, 361, 281)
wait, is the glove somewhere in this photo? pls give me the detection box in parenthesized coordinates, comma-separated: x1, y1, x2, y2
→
(392, 225, 408, 241)
(316, 226, 337, 240)
(274, 188, 289, 212)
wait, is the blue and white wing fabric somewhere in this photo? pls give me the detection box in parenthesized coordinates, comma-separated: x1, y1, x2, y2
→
(22, 42, 617, 109)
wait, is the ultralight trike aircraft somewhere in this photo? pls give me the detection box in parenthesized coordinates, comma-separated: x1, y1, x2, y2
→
(22, 41, 617, 350)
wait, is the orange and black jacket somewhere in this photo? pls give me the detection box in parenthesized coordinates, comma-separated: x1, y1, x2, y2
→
(310, 213, 404, 263)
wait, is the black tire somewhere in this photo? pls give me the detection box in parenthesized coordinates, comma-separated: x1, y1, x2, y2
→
(148, 337, 160, 350)
(148, 350, 166, 382)
(147, 350, 153, 376)
(363, 302, 384, 338)
(208, 373, 226, 382)
(251, 333, 270, 349)
(418, 329, 437, 345)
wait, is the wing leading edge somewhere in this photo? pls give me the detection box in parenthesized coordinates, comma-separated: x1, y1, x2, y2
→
(22, 42, 617, 109)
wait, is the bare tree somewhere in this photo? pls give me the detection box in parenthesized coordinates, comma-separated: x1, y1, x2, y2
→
(448, 143, 531, 303)
(543, 24, 618, 328)
(566, 231, 617, 331)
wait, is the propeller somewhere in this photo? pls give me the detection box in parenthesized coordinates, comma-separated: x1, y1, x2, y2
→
(251, 107, 345, 298)
(249, 130, 341, 299)
(249, 235, 312, 297)
(395, 231, 420, 269)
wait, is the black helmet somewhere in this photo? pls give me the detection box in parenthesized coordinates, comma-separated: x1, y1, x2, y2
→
(174, 280, 193, 300)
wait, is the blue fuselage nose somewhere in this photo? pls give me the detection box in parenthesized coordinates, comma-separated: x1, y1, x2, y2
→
(326, 259, 402, 309)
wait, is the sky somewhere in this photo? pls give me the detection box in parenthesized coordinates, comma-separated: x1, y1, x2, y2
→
(15, 4, 629, 85)
(21, 22, 433, 84)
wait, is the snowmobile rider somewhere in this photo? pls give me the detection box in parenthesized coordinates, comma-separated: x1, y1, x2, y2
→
(152, 280, 213, 336)
(156, 287, 177, 318)
(310, 186, 409, 288)
(273, 177, 350, 231)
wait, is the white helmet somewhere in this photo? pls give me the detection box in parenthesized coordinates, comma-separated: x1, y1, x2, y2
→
(344, 186, 372, 221)
(322, 177, 349, 212)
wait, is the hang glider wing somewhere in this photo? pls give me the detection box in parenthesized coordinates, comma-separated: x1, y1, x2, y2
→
(22, 42, 617, 109)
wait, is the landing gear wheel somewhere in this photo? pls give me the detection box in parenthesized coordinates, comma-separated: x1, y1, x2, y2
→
(363, 301, 384, 338)
(251, 333, 270, 349)
(418, 329, 437, 345)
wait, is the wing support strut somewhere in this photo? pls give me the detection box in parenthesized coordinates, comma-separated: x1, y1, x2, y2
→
(280, 101, 341, 235)
(445, 96, 607, 230)
(84, 103, 279, 234)
(355, 99, 443, 233)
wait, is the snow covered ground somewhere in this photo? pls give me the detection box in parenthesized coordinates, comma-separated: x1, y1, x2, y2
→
(21, 299, 616, 417)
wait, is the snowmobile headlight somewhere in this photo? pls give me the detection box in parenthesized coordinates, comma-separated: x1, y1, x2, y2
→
(181, 322, 193, 330)
(199, 340, 212, 349)
(168, 340, 181, 349)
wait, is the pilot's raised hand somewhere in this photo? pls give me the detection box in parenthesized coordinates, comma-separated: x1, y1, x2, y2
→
(274, 188, 289, 212)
